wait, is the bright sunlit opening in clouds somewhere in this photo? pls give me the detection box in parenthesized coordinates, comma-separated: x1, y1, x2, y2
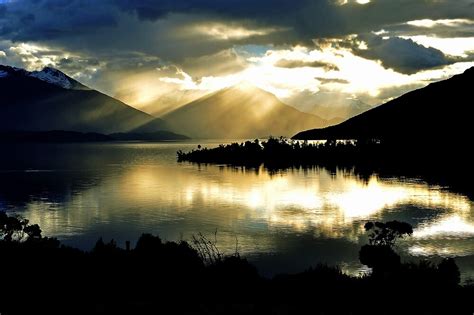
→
(155, 42, 474, 109)
(402, 36, 474, 57)
(407, 19, 474, 28)
(190, 23, 280, 40)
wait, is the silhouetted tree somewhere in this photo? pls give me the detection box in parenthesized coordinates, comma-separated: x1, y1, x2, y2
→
(0, 212, 43, 242)
(364, 221, 413, 247)
(359, 221, 413, 274)
(92, 237, 120, 256)
(23, 224, 42, 240)
(135, 233, 162, 253)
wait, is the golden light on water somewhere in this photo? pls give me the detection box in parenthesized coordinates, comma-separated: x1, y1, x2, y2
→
(16, 159, 473, 261)
(114, 165, 473, 237)
(414, 216, 474, 239)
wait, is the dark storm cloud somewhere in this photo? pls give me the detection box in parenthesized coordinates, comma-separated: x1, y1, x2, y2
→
(354, 34, 452, 74)
(114, 0, 474, 40)
(0, 4, 7, 17)
(1, 0, 117, 41)
(115, 0, 313, 22)
(0, 0, 474, 44)
(1, 0, 474, 91)
(377, 19, 474, 39)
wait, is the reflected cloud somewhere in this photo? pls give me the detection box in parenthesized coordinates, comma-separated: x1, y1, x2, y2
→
(4, 143, 473, 276)
(112, 164, 473, 241)
(414, 215, 474, 239)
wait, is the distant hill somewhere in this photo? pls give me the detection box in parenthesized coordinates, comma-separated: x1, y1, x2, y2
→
(110, 131, 189, 141)
(293, 67, 474, 144)
(0, 65, 173, 134)
(0, 130, 189, 143)
(0, 130, 112, 143)
(162, 83, 329, 139)
(309, 99, 373, 122)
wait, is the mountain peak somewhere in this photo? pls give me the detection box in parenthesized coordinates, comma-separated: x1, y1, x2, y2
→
(164, 79, 328, 139)
(293, 66, 474, 141)
(229, 81, 268, 93)
(0, 64, 89, 90)
(0, 65, 27, 77)
(30, 66, 81, 90)
(219, 82, 277, 99)
(234, 81, 259, 90)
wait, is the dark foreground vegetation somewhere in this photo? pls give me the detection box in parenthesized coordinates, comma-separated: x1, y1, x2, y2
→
(177, 137, 474, 198)
(1, 212, 473, 315)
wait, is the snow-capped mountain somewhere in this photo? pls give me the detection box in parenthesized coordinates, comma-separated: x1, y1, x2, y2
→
(0, 64, 173, 134)
(0, 65, 89, 90)
(30, 67, 75, 89)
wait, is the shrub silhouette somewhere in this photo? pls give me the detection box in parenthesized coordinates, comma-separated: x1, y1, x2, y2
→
(0, 212, 43, 242)
(364, 221, 413, 247)
(135, 233, 162, 253)
(359, 220, 462, 291)
(359, 221, 413, 274)
(0, 212, 471, 314)
(438, 258, 461, 287)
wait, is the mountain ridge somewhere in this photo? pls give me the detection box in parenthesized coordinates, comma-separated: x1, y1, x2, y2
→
(293, 67, 474, 143)
(0, 64, 175, 135)
(162, 83, 330, 139)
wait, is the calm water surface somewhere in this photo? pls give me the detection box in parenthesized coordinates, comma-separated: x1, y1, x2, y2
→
(1, 142, 473, 278)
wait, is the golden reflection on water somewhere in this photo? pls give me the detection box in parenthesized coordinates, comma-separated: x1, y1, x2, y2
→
(18, 163, 474, 261)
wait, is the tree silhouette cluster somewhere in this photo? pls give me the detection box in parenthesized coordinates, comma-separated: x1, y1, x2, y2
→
(177, 137, 378, 167)
(0, 211, 42, 242)
(177, 137, 474, 199)
(359, 220, 461, 291)
(364, 221, 413, 247)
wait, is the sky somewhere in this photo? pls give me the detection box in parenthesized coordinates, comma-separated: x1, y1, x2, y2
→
(1, 0, 474, 115)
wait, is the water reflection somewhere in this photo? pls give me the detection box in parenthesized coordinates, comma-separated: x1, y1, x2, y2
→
(1, 143, 473, 278)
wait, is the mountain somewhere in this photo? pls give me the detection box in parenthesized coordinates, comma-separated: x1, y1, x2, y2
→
(293, 67, 474, 143)
(0, 65, 172, 134)
(309, 99, 373, 121)
(0, 130, 189, 143)
(162, 83, 329, 139)
(29, 67, 91, 90)
(0, 130, 113, 143)
(110, 131, 189, 141)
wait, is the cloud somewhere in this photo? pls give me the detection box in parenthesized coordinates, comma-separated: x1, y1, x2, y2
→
(1, 0, 474, 115)
(406, 19, 474, 29)
(1, 0, 117, 41)
(0, 4, 6, 17)
(353, 34, 451, 74)
(180, 49, 248, 79)
(275, 59, 339, 71)
(182, 22, 281, 41)
(315, 77, 349, 84)
(2, 0, 474, 66)
(114, 0, 474, 42)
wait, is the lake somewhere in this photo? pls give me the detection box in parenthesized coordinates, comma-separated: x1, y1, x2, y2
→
(1, 141, 473, 279)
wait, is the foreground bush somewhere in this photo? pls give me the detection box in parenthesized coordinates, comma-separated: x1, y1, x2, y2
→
(0, 213, 472, 315)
